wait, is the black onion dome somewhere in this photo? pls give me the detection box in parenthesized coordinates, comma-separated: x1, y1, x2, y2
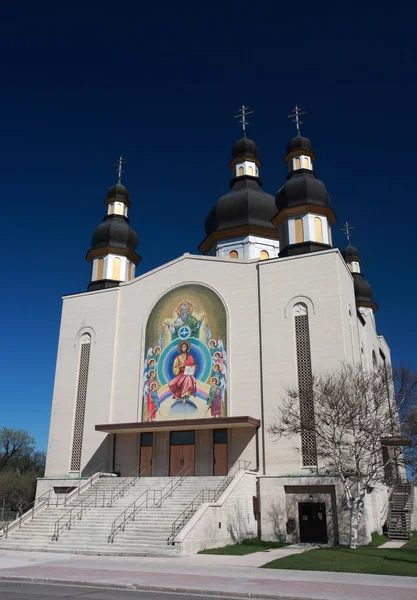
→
(342, 245, 361, 263)
(92, 215, 138, 251)
(286, 134, 314, 155)
(352, 273, 377, 308)
(106, 182, 130, 200)
(275, 171, 331, 212)
(231, 137, 259, 159)
(205, 179, 276, 235)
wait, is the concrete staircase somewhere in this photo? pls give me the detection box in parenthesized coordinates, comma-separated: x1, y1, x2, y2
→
(0, 476, 224, 556)
(388, 482, 414, 540)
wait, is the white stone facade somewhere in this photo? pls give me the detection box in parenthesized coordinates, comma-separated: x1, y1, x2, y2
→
(41, 248, 391, 547)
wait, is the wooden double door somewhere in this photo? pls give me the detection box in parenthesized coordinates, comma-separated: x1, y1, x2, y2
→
(170, 431, 195, 476)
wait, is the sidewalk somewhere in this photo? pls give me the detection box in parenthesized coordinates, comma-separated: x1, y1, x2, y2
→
(0, 549, 416, 600)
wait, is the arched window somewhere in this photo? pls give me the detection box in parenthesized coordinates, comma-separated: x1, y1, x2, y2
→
(314, 217, 323, 243)
(303, 157, 310, 169)
(238, 166, 244, 176)
(248, 166, 254, 176)
(229, 250, 238, 259)
(294, 218, 304, 243)
(294, 157, 301, 170)
(127, 262, 133, 280)
(112, 257, 121, 280)
(109, 204, 114, 215)
(70, 333, 91, 472)
(260, 250, 269, 260)
(123, 206, 127, 217)
(293, 303, 317, 467)
(96, 258, 104, 280)
(115, 204, 123, 215)
(372, 350, 377, 369)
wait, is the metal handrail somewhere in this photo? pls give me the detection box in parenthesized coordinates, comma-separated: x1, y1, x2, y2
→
(61, 462, 106, 507)
(52, 487, 107, 541)
(108, 490, 152, 543)
(106, 465, 145, 507)
(154, 462, 192, 508)
(0, 462, 106, 540)
(108, 462, 192, 543)
(167, 459, 250, 545)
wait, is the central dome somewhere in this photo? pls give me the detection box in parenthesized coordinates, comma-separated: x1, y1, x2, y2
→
(204, 179, 276, 235)
(106, 183, 130, 200)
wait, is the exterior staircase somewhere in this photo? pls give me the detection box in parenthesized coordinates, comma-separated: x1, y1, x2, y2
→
(387, 482, 414, 540)
(0, 476, 223, 556)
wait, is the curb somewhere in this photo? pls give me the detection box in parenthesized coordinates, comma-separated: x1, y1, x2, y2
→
(0, 575, 304, 599)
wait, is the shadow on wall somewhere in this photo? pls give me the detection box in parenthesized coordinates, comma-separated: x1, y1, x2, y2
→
(82, 437, 110, 476)
(227, 502, 254, 543)
(267, 502, 287, 542)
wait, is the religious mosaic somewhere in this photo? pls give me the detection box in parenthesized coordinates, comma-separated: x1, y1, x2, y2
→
(142, 284, 228, 421)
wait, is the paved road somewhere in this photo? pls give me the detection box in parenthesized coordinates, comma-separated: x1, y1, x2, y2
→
(1, 551, 416, 600)
(0, 582, 295, 600)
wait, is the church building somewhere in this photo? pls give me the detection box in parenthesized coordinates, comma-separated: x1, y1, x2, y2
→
(33, 107, 392, 553)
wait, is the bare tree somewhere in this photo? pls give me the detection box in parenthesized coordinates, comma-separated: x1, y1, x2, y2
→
(268, 364, 411, 549)
(0, 428, 35, 470)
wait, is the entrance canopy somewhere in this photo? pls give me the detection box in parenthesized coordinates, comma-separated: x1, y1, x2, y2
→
(95, 415, 260, 434)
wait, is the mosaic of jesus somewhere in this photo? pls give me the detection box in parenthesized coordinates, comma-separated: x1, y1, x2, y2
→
(142, 284, 228, 421)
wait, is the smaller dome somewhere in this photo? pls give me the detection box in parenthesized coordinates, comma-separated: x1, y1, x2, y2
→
(106, 183, 130, 200)
(342, 245, 361, 263)
(286, 135, 314, 155)
(275, 172, 331, 211)
(353, 273, 377, 310)
(92, 215, 138, 252)
(231, 137, 259, 159)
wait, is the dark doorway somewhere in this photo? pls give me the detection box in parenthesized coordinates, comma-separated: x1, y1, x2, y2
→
(298, 502, 328, 543)
(213, 429, 228, 476)
(170, 431, 195, 476)
(140, 433, 153, 476)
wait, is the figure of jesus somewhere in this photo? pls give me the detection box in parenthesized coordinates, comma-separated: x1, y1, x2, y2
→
(169, 341, 197, 404)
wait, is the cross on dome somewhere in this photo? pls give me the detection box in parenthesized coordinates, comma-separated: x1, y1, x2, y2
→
(341, 220, 354, 244)
(234, 104, 254, 137)
(114, 154, 128, 184)
(288, 104, 307, 135)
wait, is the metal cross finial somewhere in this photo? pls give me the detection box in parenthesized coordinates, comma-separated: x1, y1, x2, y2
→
(341, 220, 354, 244)
(234, 104, 254, 137)
(114, 155, 127, 184)
(288, 104, 307, 135)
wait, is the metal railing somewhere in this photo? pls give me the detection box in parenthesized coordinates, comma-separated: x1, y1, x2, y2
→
(106, 466, 145, 507)
(167, 459, 250, 545)
(108, 462, 192, 543)
(52, 487, 108, 541)
(0, 462, 106, 540)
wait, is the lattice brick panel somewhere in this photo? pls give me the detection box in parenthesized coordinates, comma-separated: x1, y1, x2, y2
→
(70, 340, 91, 471)
(295, 313, 317, 466)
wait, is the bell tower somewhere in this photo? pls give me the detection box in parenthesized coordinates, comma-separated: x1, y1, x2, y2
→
(273, 106, 336, 257)
(86, 156, 141, 291)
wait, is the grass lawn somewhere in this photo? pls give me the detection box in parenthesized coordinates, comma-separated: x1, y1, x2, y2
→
(261, 533, 417, 577)
(199, 538, 289, 556)
(367, 531, 389, 547)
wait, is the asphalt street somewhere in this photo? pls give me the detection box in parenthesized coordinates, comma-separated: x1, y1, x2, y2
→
(0, 583, 298, 600)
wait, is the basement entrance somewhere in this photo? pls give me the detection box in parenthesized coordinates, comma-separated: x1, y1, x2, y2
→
(170, 431, 195, 476)
(298, 502, 328, 543)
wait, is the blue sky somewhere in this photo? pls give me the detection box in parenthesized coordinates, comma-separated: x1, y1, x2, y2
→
(2, 3, 417, 451)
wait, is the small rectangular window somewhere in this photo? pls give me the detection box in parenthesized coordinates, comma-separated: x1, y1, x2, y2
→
(170, 431, 195, 445)
(214, 429, 227, 444)
(141, 433, 153, 447)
